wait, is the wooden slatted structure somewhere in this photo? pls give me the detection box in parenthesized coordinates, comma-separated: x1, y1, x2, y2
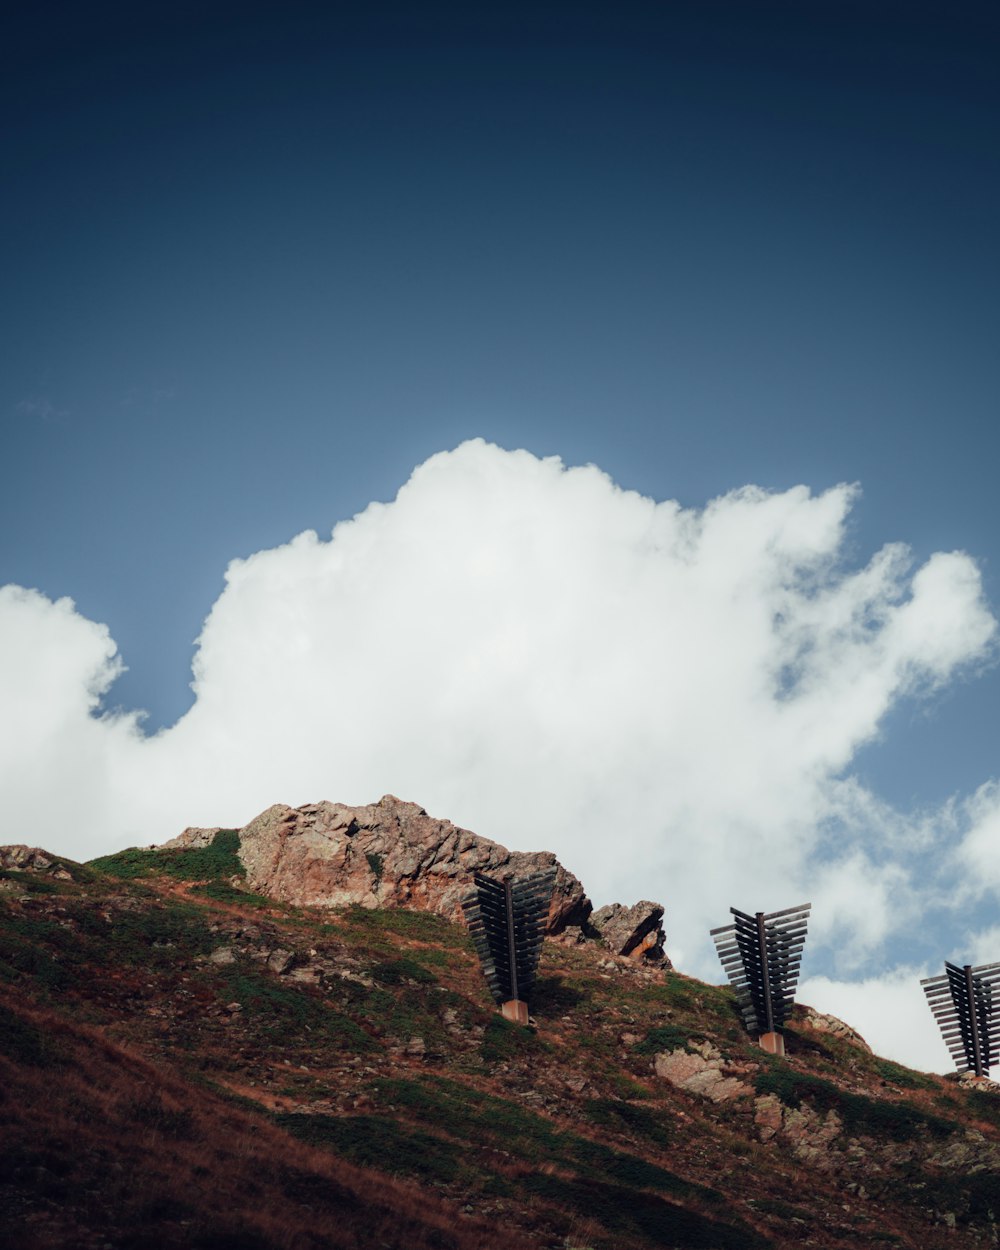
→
(921, 960, 1000, 1077)
(711, 903, 810, 1053)
(461, 869, 555, 1022)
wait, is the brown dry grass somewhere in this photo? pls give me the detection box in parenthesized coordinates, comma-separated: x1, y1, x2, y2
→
(0, 989, 518, 1250)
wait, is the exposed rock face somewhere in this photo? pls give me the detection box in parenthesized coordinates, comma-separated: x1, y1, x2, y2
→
(654, 1041, 750, 1103)
(754, 1094, 843, 1170)
(168, 796, 591, 935)
(590, 900, 669, 965)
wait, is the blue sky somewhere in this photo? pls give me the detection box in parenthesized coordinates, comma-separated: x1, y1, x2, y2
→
(3, 2, 1000, 1066)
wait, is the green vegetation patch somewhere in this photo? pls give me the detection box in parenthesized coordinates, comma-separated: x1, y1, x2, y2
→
(636, 1024, 696, 1055)
(190, 880, 270, 907)
(0, 871, 62, 895)
(90, 829, 244, 883)
(346, 982, 451, 1051)
(480, 1013, 550, 1065)
(870, 1057, 937, 1091)
(0, 911, 90, 990)
(71, 898, 216, 966)
(369, 1075, 718, 1206)
(216, 966, 375, 1050)
(754, 1067, 956, 1141)
(275, 1112, 465, 1185)
(524, 1175, 770, 1249)
(371, 1074, 562, 1160)
(645, 975, 734, 1013)
(908, 1167, 1000, 1225)
(338, 903, 470, 947)
(583, 1098, 673, 1149)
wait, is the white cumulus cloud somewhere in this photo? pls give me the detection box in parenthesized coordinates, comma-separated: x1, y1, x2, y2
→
(1, 439, 997, 1070)
(799, 969, 951, 1073)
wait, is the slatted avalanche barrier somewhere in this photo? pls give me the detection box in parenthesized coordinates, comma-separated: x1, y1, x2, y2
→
(461, 868, 555, 1025)
(711, 902, 811, 1055)
(922, 960, 1000, 1078)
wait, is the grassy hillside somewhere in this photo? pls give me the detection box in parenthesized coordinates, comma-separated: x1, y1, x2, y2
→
(2, 836, 999, 1249)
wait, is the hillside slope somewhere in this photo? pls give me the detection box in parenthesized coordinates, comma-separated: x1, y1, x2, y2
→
(2, 833, 999, 1250)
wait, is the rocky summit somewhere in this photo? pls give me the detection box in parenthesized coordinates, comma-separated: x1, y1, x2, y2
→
(2, 803, 1000, 1250)
(164, 794, 592, 934)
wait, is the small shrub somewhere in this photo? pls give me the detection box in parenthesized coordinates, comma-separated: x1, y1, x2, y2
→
(369, 957, 438, 986)
(480, 1014, 546, 1064)
(583, 1098, 672, 1148)
(0, 872, 61, 895)
(0, 935, 71, 991)
(607, 1072, 653, 1100)
(635, 1024, 693, 1055)
(0, 1003, 64, 1067)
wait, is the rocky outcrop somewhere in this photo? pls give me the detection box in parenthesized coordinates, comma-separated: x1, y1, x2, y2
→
(800, 1006, 872, 1053)
(590, 900, 669, 964)
(165, 796, 591, 935)
(754, 1094, 843, 1170)
(0, 845, 72, 879)
(653, 1041, 750, 1103)
(163, 827, 222, 850)
(956, 1072, 1000, 1095)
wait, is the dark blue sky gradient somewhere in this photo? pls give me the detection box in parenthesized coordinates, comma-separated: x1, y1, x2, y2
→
(3, 2, 998, 805)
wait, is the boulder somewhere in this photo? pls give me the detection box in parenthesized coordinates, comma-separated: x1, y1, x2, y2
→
(590, 900, 668, 964)
(169, 796, 591, 935)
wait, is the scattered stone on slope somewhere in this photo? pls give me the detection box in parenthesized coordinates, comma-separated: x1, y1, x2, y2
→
(753, 1094, 843, 1169)
(168, 796, 591, 934)
(782, 1103, 843, 1170)
(590, 899, 670, 965)
(801, 1006, 872, 1053)
(928, 1128, 1000, 1170)
(957, 1071, 1000, 1095)
(267, 948, 296, 975)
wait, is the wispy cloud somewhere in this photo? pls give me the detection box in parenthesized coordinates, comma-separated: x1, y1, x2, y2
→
(14, 396, 70, 424)
(119, 386, 174, 410)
